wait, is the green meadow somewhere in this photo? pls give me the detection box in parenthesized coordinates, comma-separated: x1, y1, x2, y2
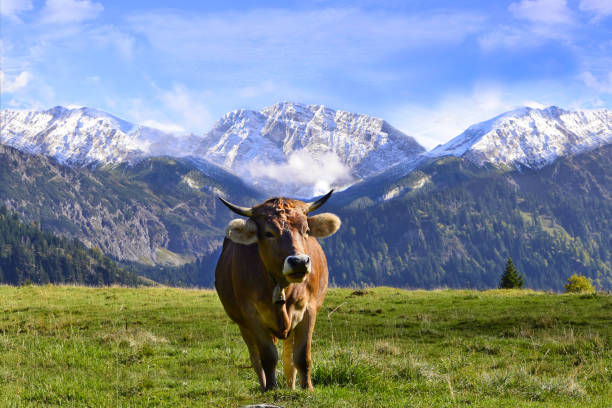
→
(0, 286, 610, 407)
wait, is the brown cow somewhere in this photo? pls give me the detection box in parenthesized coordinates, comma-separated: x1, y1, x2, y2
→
(215, 191, 341, 391)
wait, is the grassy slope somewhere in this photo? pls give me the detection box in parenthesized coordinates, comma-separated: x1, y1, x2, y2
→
(0, 286, 610, 407)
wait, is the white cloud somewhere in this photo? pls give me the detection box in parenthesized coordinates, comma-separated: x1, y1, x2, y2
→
(40, 0, 103, 24)
(508, 0, 573, 24)
(158, 84, 214, 133)
(247, 151, 353, 197)
(388, 84, 550, 150)
(0, 70, 32, 92)
(122, 84, 214, 135)
(238, 80, 279, 99)
(478, 26, 529, 51)
(128, 8, 484, 67)
(522, 100, 548, 109)
(478, 24, 571, 52)
(579, 0, 612, 20)
(480, 0, 574, 51)
(89, 25, 135, 59)
(125, 98, 159, 127)
(141, 120, 185, 134)
(579, 71, 612, 93)
(0, 0, 33, 20)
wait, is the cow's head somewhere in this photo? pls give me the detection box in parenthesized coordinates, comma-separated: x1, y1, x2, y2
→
(220, 191, 341, 285)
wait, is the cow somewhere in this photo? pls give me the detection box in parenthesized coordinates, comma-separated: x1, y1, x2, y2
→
(215, 190, 341, 391)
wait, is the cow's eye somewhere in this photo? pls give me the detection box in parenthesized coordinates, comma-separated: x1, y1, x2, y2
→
(305, 228, 311, 236)
(265, 231, 275, 239)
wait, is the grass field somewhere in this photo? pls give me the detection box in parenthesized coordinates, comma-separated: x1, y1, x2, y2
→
(0, 286, 610, 407)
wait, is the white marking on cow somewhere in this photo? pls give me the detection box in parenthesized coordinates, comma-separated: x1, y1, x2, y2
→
(282, 254, 311, 282)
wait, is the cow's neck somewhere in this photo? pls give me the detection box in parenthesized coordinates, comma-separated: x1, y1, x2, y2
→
(265, 272, 310, 339)
(264, 274, 291, 338)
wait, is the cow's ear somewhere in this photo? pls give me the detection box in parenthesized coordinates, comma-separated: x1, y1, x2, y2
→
(307, 213, 341, 238)
(225, 219, 258, 245)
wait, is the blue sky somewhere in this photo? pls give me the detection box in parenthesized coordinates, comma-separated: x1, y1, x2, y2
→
(1, 0, 611, 148)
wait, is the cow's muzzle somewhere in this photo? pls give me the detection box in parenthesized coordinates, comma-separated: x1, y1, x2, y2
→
(283, 254, 311, 282)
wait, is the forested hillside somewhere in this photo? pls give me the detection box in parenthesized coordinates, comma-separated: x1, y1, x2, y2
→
(1, 142, 611, 290)
(0, 144, 261, 265)
(322, 145, 612, 290)
(0, 206, 137, 285)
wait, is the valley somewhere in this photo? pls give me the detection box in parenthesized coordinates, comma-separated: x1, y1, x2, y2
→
(1, 103, 611, 289)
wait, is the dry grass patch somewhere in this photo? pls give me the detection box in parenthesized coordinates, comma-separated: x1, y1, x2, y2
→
(374, 340, 401, 356)
(101, 328, 168, 349)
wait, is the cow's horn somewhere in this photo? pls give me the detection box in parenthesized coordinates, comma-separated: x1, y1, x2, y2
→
(218, 196, 253, 217)
(307, 190, 334, 213)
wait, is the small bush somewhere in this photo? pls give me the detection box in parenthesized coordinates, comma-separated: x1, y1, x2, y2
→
(564, 274, 595, 294)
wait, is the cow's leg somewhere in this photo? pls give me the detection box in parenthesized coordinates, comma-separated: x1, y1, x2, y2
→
(293, 310, 316, 390)
(253, 331, 279, 391)
(282, 332, 297, 389)
(239, 327, 267, 391)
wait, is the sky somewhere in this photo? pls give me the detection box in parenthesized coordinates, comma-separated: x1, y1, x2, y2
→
(1, 0, 611, 149)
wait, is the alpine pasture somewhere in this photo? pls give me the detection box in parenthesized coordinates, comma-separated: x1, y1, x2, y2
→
(0, 286, 610, 407)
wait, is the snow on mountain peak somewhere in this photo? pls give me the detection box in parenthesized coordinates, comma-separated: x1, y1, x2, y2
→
(0, 102, 425, 197)
(197, 101, 425, 196)
(0, 106, 199, 165)
(430, 106, 612, 168)
(5, 102, 609, 197)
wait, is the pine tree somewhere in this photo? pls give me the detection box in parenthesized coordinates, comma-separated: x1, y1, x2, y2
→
(499, 257, 525, 289)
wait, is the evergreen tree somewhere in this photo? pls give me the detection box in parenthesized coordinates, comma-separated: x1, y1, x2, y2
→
(0, 209, 137, 286)
(499, 257, 525, 289)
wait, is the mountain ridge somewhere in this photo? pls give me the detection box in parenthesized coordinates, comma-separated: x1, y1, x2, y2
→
(1, 109, 612, 288)
(429, 106, 612, 169)
(0, 106, 200, 165)
(1, 102, 427, 197)
(2, 103, 612, 200)
(0, 143, 262, 265)
(196, 101, 426, 196)
(322, 144, 612, 290)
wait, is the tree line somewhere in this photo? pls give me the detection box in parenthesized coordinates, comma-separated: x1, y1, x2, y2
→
(0, 205, 137, 285)
(320, 153, 612, 290)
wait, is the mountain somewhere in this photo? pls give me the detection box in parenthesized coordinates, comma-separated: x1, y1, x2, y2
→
(4, 105, 610, 195)
(429, 106, 612, 168)
(196, 102, 426, 196)
(1, 102, 612, 289)
(1, 103, 426, 197)
(320, 107, 612, 289)
(323, 144, 612, 290)
(0, 205, 138, 286)
(0, 106, 200, 165)
(131, 144, 612, 290)
(0, 144, 262, 265)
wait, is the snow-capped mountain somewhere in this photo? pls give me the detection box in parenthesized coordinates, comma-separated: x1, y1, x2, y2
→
(1, 103, 425, 197)
(4, 103, 611, 198)
(430, 106, 612, 168)
(0, 106, 199, 165)
(196, 102, 425, 196)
